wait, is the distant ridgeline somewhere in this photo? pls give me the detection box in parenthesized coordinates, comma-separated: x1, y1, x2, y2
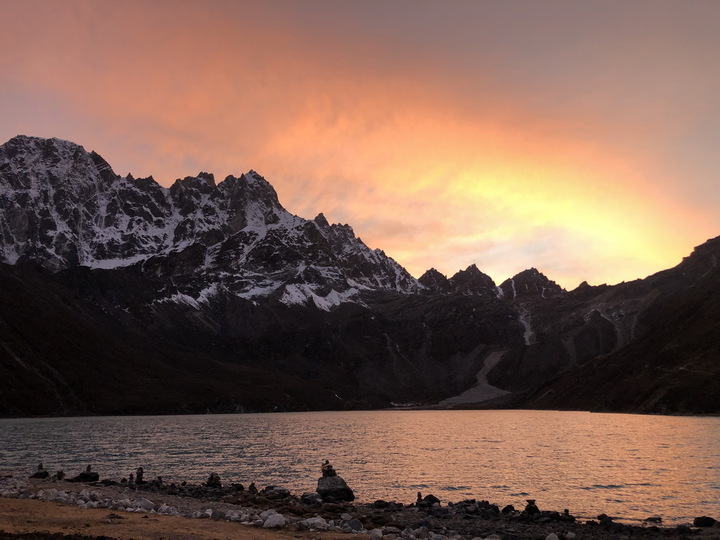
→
(1, 135, 719, 416)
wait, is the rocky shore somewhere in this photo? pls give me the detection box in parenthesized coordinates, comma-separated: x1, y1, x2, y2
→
(1, 467, 718, 540)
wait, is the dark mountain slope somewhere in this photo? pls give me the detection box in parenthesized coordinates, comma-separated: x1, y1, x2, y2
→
(520, 238, 720, 414)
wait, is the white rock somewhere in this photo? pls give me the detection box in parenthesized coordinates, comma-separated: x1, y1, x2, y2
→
(341, 512, 353, 520)
(545, 534, 560, 540)
(370, 528, 384, 540)
(565, 534, 576, 539)
(259, 509, 277, 520)
(263, 513, 286, 528)
(39, 489, 58, 501)
(134, 498, 155, 511)
(304, 516, 329, 529)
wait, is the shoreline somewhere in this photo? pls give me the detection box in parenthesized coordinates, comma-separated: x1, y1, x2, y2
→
(1, 473, 718, 540)
(2, 407, 720, 420)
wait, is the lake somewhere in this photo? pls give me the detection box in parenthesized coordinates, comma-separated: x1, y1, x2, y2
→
(0, 409, 718, 524)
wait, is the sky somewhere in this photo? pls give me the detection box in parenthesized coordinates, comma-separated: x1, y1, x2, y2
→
(2, 0, 719, 289)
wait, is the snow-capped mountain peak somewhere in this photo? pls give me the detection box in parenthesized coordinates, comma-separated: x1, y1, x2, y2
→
(0, 135, 418, 309)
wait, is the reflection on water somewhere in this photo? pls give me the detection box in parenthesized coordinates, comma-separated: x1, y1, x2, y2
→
(0, 410, 718, 524)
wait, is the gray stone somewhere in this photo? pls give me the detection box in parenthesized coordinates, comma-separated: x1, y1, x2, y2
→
(263, 513, 286, 528)
(316, 475, 354, 502)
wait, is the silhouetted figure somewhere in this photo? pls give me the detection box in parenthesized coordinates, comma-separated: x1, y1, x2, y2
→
(205, 472, 222, 488)
(248, 482, 258, 494)
(321, 460, 337, 477)
(30, 463, 50, 479)
(524, 499, 540, 514)
(136, 466, 145, 484)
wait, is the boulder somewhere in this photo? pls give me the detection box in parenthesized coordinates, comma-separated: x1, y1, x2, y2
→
(694, 516, 717, 527)
(263, 513, 286, 528)
(30, 463, 49, 479)
(205, 472, 222, 489)
(70, 469, 99, 483)
(299, 491, 323, 506)
(317, 475, 354, 502)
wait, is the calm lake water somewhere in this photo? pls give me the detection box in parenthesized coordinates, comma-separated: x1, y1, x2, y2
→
(0, 410, 718, 524)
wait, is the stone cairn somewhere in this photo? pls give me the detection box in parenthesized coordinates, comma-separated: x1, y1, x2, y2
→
(316, 460, 354, 502)
(29, 463, 49, 479)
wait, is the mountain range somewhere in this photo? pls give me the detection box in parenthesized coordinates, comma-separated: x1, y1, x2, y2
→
(1, 135, 718, 416)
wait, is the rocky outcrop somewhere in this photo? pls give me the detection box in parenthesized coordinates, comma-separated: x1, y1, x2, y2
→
(316, 462, 354, 502)
(498, 268, 564, 300)
(316, 475, 355, 502)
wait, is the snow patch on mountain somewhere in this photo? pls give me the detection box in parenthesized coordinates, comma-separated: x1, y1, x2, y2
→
(0, 135, 419, 308)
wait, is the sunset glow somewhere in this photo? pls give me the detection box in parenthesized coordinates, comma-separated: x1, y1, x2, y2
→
(2, 0, 719, 288)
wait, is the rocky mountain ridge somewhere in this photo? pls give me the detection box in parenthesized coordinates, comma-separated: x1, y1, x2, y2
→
(1, 135, 718, 416)
(0, 135, 417, 311)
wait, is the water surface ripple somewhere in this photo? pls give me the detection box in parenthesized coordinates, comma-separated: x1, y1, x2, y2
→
(1, 410, 718, 524)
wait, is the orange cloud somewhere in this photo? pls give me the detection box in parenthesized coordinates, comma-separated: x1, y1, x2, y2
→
(2, 1, 718, 288)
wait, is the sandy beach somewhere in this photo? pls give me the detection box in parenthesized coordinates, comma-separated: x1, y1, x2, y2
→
(0, 497, 352, 539)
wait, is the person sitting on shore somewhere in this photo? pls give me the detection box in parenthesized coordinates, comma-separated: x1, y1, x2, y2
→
(321, 460, 337, 477)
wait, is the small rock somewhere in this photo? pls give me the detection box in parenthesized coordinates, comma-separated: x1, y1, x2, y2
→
(263, 513, 286, 528)
(134, 498, 155, 512)
(304, 516, 329, 529)
(370, 528, 384, 540)
(545, 533, 559, 540)
(259, 509, 277, 520)
(299, 491, 323, 506)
